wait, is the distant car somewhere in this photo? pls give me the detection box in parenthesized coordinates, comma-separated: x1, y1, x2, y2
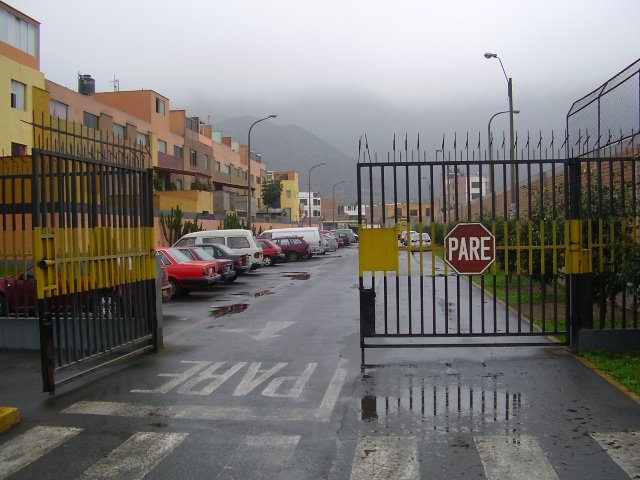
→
(257, 239, 285, 266)
(400, 230, 418, 246)
(193, 243, 250, 277)
(320, 231, 338, 252)
(157, 247, 221, 297)
(271, 236, 310, 262)
(409, 232, 432, 248)
(174, 246, 237, 283)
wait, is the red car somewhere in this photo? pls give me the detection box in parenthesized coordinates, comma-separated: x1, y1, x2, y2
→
(257, 239, 285, 266)
(157, 247, 221, 297)
(271, 236, 310, 262)
(173, 246, 237, 283)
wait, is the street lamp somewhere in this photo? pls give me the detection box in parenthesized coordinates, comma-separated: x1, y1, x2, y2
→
(247, 114, 276, 231)
(484, 52, 517, 215)
(332, 180, 345, 226)
(488, 110, 520, 162)
(308, 162, 326, 227)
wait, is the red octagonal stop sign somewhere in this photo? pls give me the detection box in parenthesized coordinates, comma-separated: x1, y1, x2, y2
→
(444, 223, 496, 274)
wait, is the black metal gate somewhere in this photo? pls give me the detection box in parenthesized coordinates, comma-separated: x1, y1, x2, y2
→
(357, 142, 639, 363)
(0, 118, 158, 392)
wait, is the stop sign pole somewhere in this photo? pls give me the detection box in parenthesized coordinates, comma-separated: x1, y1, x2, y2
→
(444, 223, 496, 275)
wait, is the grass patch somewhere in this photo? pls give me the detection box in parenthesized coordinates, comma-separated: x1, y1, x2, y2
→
(582, 349, 640, 395)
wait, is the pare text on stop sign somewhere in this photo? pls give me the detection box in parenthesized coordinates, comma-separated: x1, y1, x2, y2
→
(446, 236, 493, 261)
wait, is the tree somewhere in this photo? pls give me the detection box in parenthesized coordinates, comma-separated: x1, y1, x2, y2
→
(160, 206, 203, 245)
(261, 180, 283, 211)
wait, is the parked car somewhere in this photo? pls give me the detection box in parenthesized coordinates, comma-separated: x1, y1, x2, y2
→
(332, 228, 357, 245)
(409, 232, 432, 248)
(193, 243, 250, 277)
(258, 227, 324, 256)
(174, 246, 237, 283)
(257, 239, 286, 266)
(399, 230, 418, 246)
(160, 261, 173, 302)
(320, 232, 339, 252)
(271, 236, 310, 262)
(174, 229, 264, 270)
(157, 247, 221, 297)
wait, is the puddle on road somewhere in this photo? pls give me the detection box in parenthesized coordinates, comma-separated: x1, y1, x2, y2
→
(209, 303, 249, 318)
(359, 374, 523, 433)
(282, 272, 311, 280)
(231, 290, 274, 298)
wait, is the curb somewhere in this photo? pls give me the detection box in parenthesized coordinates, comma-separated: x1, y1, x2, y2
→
(0, 407, 20, 433)
(573, 355, 640, 405)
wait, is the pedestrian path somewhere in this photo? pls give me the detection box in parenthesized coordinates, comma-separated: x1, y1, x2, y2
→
(1, 426, 638, 479)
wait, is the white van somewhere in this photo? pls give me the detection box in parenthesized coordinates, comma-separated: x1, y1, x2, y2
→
(174, 229, 263, 269)
(258, 227, 324, 256)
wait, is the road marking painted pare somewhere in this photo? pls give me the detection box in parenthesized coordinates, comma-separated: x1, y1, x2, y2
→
(64, 359, 347, 422)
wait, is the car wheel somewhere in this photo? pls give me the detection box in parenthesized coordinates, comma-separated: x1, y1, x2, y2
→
(0, 293, 8, 317)
(169, 278, 182, 297)
(262, 255, 273, 266)
(224, 275, 237, 283)
(287, 251, 299, 262)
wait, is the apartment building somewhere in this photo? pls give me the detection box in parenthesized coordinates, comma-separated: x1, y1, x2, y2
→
(265, 171, 300, 223)
(0, 1, 45, 155)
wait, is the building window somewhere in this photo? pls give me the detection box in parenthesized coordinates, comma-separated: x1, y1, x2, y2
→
(158, 139, 167, 154)
(186, 117, 198, 132)
(50, 99, 68, 120)
(471, 181, 481, 188)
(409, 209, 418, 216)
(0, 9, 39, 56)
(174, 145, 183, 158)
(136, 132, 148, 146)
(286, 190, 292, 198)
(175, 179, 183, 190)
(11, 143, 26, 156)
(11, 80, 25, 110)
(113, 123, 126, 139)
(156, 98, 165, 115)
(190, 149, 197, 166)
(215, 161, 221, 172)
(300, 198, 308, 206)
(204, 154, 210, 170)
(224, 165, 231, 175)
(83, 111, 99, 129)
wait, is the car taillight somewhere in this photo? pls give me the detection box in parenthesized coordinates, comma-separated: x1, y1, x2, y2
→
(238, 257, 244, 266)
(254, 252, 261, 258)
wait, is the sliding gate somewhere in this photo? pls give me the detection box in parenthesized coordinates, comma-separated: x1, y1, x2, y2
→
(0, 119, 158, 392)
(357, 149, 640, 363)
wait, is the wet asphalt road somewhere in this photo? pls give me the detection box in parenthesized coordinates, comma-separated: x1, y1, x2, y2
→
(1, 245, 640, 479)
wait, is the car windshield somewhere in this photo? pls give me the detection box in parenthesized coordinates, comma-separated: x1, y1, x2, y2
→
(193, 247, 215, 261)
(214, 243, 237, 255)
(166, 248, 193, 263)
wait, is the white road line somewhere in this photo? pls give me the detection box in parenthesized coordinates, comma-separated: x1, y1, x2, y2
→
(75, 432, 187, 480)
(219, 434, 301, 479)
(0, 426, 82, 480)
(591, 431, 640, 479)
(315, 358, 348, 421)
(350, 435, 420, 480)
(474, 435, 559, 480)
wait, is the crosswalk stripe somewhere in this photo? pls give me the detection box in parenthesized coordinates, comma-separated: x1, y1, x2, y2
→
(474, 435, 559, 480)
(0, 426, 82, 480)
(591, 431, 640, 479)
(218, 434, 301, 479)
(350, 435, 419, 480)
(74, 432, 188, 480)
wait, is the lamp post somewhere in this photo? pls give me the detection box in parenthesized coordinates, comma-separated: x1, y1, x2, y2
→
(308, 162, 326, 227)
(484, 52, 517, 215)
(488, 110, 520, 162)
(332, 180, 345, 226)
(246, 114, 276, 231)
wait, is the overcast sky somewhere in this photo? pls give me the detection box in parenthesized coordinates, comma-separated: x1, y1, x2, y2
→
(14, 0, 640, 157)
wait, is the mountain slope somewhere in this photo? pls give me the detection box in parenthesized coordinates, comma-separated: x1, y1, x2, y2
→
(214, 116, 358, 203)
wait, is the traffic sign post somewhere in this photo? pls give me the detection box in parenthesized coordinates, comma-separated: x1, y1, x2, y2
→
(444, 223, 496, 275)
